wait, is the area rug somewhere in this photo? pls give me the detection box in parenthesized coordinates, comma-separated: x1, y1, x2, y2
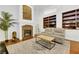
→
(6, 38, 70, 54)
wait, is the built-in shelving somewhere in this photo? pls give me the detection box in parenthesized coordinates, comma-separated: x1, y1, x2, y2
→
(62, 9, 79, 29)
(43, 15, 56, 28)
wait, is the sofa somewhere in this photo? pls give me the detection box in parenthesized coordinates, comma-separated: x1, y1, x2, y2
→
(36, 28, 65, 44)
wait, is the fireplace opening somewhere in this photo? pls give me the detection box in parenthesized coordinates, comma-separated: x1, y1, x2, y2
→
(22, 25, 33, 40)
(24, 30, 32, 36)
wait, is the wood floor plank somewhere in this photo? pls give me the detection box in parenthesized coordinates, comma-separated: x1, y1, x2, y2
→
(70, 41, 79, 54)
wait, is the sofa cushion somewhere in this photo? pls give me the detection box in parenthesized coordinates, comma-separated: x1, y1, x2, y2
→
(45, 28, 54, 32)
(53, 28, 65, 44)
(54, 28, 64, 34)
(45, 28, 54, 35)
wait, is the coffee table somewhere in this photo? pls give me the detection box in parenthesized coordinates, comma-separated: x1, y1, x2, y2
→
(36, 35, 55, 50)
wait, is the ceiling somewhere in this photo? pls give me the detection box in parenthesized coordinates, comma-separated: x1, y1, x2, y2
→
(32, 5, 60, 14)
(32, 5, 79, 18)
(32, 5, 79, 14)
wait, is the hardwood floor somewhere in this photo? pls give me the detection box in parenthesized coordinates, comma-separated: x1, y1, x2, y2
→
(70, 40, 79, 54)
(5, 39, 20, 46)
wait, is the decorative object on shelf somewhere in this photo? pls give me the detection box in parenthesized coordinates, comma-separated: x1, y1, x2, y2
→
(43, 15, 56, 28)
(62, 9, 79, 29)
(0, 11, 17, 40)
(23, 5, 32, 20)
(12, 31, 17, 40)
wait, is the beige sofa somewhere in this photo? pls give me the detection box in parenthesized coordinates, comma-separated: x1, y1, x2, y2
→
(37, 28, 65, 44)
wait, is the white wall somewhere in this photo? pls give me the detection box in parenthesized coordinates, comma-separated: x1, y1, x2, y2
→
(65, 30, 79, 41)
(0, 5, 20, 41)
(34, 5, 79, 41)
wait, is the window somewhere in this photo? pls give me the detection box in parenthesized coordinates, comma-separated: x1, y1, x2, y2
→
(62, 9, 79, 29)
(43, 15, 56, 28)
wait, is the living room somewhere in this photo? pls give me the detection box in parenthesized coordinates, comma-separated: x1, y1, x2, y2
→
(0, 5, 79, 54)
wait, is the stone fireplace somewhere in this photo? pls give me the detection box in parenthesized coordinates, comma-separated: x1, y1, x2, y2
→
(22, 25, 33, 40)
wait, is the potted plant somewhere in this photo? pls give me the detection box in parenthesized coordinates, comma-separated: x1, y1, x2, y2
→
(0, 11, 17, 41)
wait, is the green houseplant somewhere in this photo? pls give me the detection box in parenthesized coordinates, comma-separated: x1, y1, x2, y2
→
(0, 11, 17, 40)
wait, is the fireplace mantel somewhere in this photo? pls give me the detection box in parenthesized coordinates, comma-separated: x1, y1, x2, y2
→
(22, 25, 33, 40)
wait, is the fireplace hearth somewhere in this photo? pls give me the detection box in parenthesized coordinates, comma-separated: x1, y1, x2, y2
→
(22, 25, 33, 40)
